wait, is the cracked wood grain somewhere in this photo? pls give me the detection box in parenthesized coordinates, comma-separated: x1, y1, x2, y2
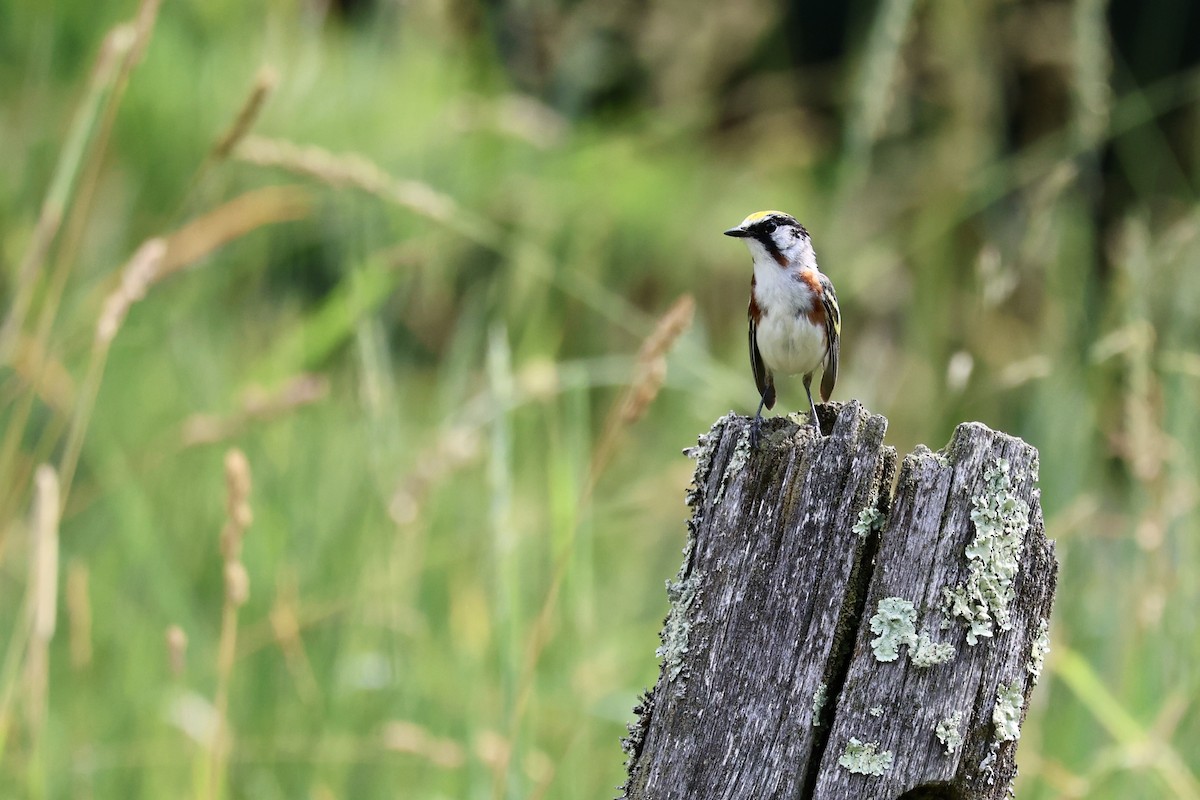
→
(621, 402, 1058, 800)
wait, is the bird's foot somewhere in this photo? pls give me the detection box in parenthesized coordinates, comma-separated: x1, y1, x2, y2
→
(749, 414, 764, 450)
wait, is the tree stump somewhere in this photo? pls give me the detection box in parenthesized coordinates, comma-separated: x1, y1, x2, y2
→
(621, 401, 1057, 800)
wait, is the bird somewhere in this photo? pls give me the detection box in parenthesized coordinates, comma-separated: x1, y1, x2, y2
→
(724, 210, 840, 447)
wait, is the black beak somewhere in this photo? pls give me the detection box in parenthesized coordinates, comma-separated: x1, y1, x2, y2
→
(724, 227, 751, 238)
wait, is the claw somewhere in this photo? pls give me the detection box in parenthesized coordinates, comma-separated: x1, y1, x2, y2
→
(803, 374, 822, 436)
(749, 414, 763, 450)
(750, 390, 770, 450)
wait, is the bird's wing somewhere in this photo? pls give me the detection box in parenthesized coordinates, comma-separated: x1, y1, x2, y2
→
(749, 318, 776, 410)
(819, 273, 840, 403)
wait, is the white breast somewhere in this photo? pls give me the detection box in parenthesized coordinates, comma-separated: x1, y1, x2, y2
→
(753, 260, 827, 377)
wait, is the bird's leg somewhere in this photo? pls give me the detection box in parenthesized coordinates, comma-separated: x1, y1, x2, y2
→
(803, 373, 821, 433)
(750, 391, 769, 449)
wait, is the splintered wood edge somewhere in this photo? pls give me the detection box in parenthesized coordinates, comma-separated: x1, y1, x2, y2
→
(622, 401, 896, 799)
(623, 408, 1057, 800)
(812, 421, 1057, 800)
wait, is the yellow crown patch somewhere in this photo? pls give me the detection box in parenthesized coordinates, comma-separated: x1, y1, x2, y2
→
(742, 210, 786, 225)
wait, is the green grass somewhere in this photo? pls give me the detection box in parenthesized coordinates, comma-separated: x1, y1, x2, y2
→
(2, 1, 1199, 798)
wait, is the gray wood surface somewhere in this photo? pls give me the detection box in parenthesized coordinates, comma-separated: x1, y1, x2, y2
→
(621, 401, 1057, 800)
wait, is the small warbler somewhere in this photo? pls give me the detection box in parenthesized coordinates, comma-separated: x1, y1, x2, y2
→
(724, 210, 840, 446)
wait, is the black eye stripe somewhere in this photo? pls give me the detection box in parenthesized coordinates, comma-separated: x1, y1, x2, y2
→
(750, 215, 808, 239)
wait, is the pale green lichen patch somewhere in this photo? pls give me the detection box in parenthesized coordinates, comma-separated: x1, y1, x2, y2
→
(1027, 618, 1050, 683)
(943, 458, 1031, 645)
(868, 706, 883, 717)
(838, 738, 893, 776)
(812, 683, 827, 727)
(656, 575, 700, 682)
(992, 678, 1024, 742)
(935, 712, 964, 754)
(869, 597, 918, 661)
(852, 506, 885, 539)
(869, 597, 957, 667)
(942, 585, 992, 644)
(786, 410, 812, 427)
(911, 633, 956, 667)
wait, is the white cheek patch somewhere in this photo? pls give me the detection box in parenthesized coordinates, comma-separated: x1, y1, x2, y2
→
(778, 238, 817, 272)
(745, 238, 775, 263)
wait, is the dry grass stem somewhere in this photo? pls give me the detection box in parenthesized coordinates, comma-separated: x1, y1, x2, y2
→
(180, 373, 330, 446)
(8, 334, 77, 414)
(96, 238, 168, 345)
(490, 296, 693, 794)
(127, 0, 161, 65)
(523, 748, 557, 800)
(234, 136, 500, 245)
(220, 449, 253, 578)
(157, 185, 313, 281)
(449, 93, 568, 149)
(56, 234, 166, 520)
(591, 293, 695, 481)
(474, 730, 511, 770)
(98, 186, 313, 346)
(620, 294, 696, 424)
(388, 426, 483, 526)
(0, 24, 135, 360)
(57, 186, 312, 519)
(268, 571, 320, 705)
(24, 465, 61, 737)
(381, 721, 466, 768)
(212, 66, 279, 160)
(2, 0, 159, 369)
(166, 625, 188, 678)
(66, 561, 93, 670)
(210, 448, 253, 800)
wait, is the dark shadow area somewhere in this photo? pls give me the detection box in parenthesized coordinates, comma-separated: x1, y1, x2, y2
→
(897, 783, 966, 800)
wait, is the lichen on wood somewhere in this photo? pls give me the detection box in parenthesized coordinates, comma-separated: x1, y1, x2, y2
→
(621, 404, 1058, 800)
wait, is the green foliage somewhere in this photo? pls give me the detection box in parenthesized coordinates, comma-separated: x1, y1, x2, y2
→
(2, 1, 1199, 798)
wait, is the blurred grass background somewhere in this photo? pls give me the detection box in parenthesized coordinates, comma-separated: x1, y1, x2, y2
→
(1, 0, 1199, 797)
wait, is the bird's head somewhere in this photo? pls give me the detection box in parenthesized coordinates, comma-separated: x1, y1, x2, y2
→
(724, 210, 815, 270)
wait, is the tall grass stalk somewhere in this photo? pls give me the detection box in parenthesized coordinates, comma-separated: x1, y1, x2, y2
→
(485, 325, 520, 798)
(840, 0, 917, 178)
(0, 25, 134, 361)
(588, 294, 695, 488)
(208, 449, 253, 800)
(492, 296, 695, 796)
(23, 465, 60, 730)
(212, 67, 279, 161)
(1052, 647, 1200, 798)
(0, 2, 160, 531)
(66, 561, 92, 670)
(57, 186, 312, 510)
(179, 65, 280, 217)
(234, 136, 501, 246)
(30, 0, 162, 361)
(22, 466, 60, 798)
(0, 26, 133, 533)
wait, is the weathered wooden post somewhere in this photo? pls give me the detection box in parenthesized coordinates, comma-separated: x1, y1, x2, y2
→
(621, 401, 1057, 800)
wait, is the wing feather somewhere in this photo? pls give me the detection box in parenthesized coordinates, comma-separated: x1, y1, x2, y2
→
(749, 319, 776, 410)
(819, 274, 840, 402)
